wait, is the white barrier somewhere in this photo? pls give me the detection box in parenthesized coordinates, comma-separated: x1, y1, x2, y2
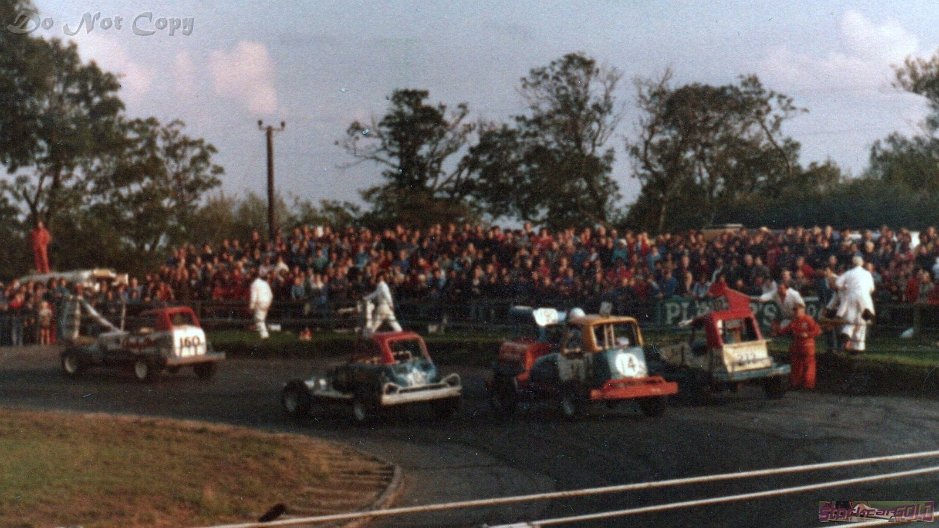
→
(195, 449, 939, 528)
(502, 464, 939, 527)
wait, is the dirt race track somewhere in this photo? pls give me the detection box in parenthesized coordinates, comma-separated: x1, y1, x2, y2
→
(2, 345, 939, 527)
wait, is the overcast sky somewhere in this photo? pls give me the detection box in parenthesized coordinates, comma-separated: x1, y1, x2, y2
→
(19, 1, 939, 211)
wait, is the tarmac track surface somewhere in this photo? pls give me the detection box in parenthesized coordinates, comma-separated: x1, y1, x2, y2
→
(2, 345, 939, 527)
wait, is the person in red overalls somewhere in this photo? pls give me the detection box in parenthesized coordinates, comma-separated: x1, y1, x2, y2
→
(30, 221, 51, 273)
(778, 302, 822, 390)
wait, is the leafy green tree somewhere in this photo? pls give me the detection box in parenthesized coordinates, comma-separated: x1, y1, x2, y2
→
(288, 196, 362, 230)
(86, 118, 223, 256)
(0, 37, 124, 228)
(626, 71, 805, 232)
(339, 88, 477, 225)
(0, 194, 27, 277)
(0, 0, 43, 169)
(468, 53, 623, 228)
(862, 51, 939, 196)
(185, 193, 243, 245)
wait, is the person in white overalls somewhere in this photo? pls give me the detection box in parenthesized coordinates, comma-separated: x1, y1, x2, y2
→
(834, 255, 875, 354)
(363, 272, 402, 335)
(249, 272, 274, 339)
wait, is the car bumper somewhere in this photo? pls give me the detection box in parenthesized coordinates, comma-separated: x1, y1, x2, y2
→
(380, 373, 462, 406)
(164, 351, 226, 367)
(590, 375, 679, 401)
(713, 364, 790, 383)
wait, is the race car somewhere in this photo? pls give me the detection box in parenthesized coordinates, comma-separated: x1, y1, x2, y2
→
(60, 305, 225, 382)
(490, 308, 678, 420)
(281, 331, 462, 423)
(655, 286, 790, 400)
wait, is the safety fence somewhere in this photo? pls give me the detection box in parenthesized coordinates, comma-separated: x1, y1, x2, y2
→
(4, 295, 938, 347)
(109, 298, 939, 335)
(193, 449, 939, 527)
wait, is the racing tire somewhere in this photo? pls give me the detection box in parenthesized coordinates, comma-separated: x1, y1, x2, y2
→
(351, 392, 376, 424)
(680, 369, 711, 405)
(61, 349, 85, 378)
(432, 397, 461, 420)
(281, 381, 313, 419)
(763, 376, 787, 400)
(489, 375, 519, 416)
(133, 358, 158, 382)
(193, 362, 218, 380)
(559, 383, 586, 421)
(638, 396, 667, 417)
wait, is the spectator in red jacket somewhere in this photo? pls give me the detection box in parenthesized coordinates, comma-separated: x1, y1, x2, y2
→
(778, 303, 822, 390)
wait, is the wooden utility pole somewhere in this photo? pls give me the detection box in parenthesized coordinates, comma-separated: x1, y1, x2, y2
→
(258, 120, 285, 241)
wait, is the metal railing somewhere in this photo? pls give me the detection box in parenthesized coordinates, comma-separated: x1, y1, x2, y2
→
(4, 296, 936, 346)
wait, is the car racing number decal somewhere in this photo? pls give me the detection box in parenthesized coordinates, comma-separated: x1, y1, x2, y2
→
(615, 350, 647, 378)
(177, 335, 202, 357)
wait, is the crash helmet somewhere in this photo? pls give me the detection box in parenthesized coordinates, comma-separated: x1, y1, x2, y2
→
(568, 307, 586, 319)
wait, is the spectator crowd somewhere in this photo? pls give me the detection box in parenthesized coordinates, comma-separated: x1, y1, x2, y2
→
(3, 222, 939, 346)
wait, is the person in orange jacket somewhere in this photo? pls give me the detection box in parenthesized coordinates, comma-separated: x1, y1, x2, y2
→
(778, 302, 822, 390)
(30, 221, 51, 274)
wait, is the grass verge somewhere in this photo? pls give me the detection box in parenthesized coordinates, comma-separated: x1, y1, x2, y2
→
(0, 408, 394, 528)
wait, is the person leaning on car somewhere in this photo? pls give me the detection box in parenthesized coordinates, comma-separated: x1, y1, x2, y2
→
(759, 280, 805, 331)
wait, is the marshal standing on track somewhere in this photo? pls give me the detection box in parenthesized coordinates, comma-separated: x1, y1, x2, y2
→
(363, 272, 402, 335)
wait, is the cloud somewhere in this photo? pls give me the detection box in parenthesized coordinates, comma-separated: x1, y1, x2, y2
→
(839, 10, 918, 64)
(208, 41, 278, 115)
(173, 50, 196, 98)
(69, 33, 155, 104)
(759, 10, 920, 92)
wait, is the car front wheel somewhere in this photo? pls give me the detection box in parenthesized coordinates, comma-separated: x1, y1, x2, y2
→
(351, 398, 371, 424)
(763, 376, 787, 399)
(282, 381, 312, 418)
(193, 362, 218, 380)
(432, 397, 461, 420)
(638, 396, 667, 417)
(133, 358, 158, 382)
(61, 350, 85, 378)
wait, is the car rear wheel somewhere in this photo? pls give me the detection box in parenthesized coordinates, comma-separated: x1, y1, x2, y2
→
(193, 362, 218, 380)
(638, 396, 667, 417)
(133, 358, 158, 382)
(61, 350, 85, 378)
(559, 383, 586, 421)
(282, 381, 312, 418)
(490, 375, 519, 416)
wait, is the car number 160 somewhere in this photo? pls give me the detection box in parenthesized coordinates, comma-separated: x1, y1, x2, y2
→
(178, 336, 202, 356)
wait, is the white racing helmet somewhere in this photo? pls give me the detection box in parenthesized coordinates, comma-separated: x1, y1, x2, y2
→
(568, 307, 586, 319)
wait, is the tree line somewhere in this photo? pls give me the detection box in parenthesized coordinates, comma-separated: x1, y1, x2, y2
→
(4, 0, 939, 278)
